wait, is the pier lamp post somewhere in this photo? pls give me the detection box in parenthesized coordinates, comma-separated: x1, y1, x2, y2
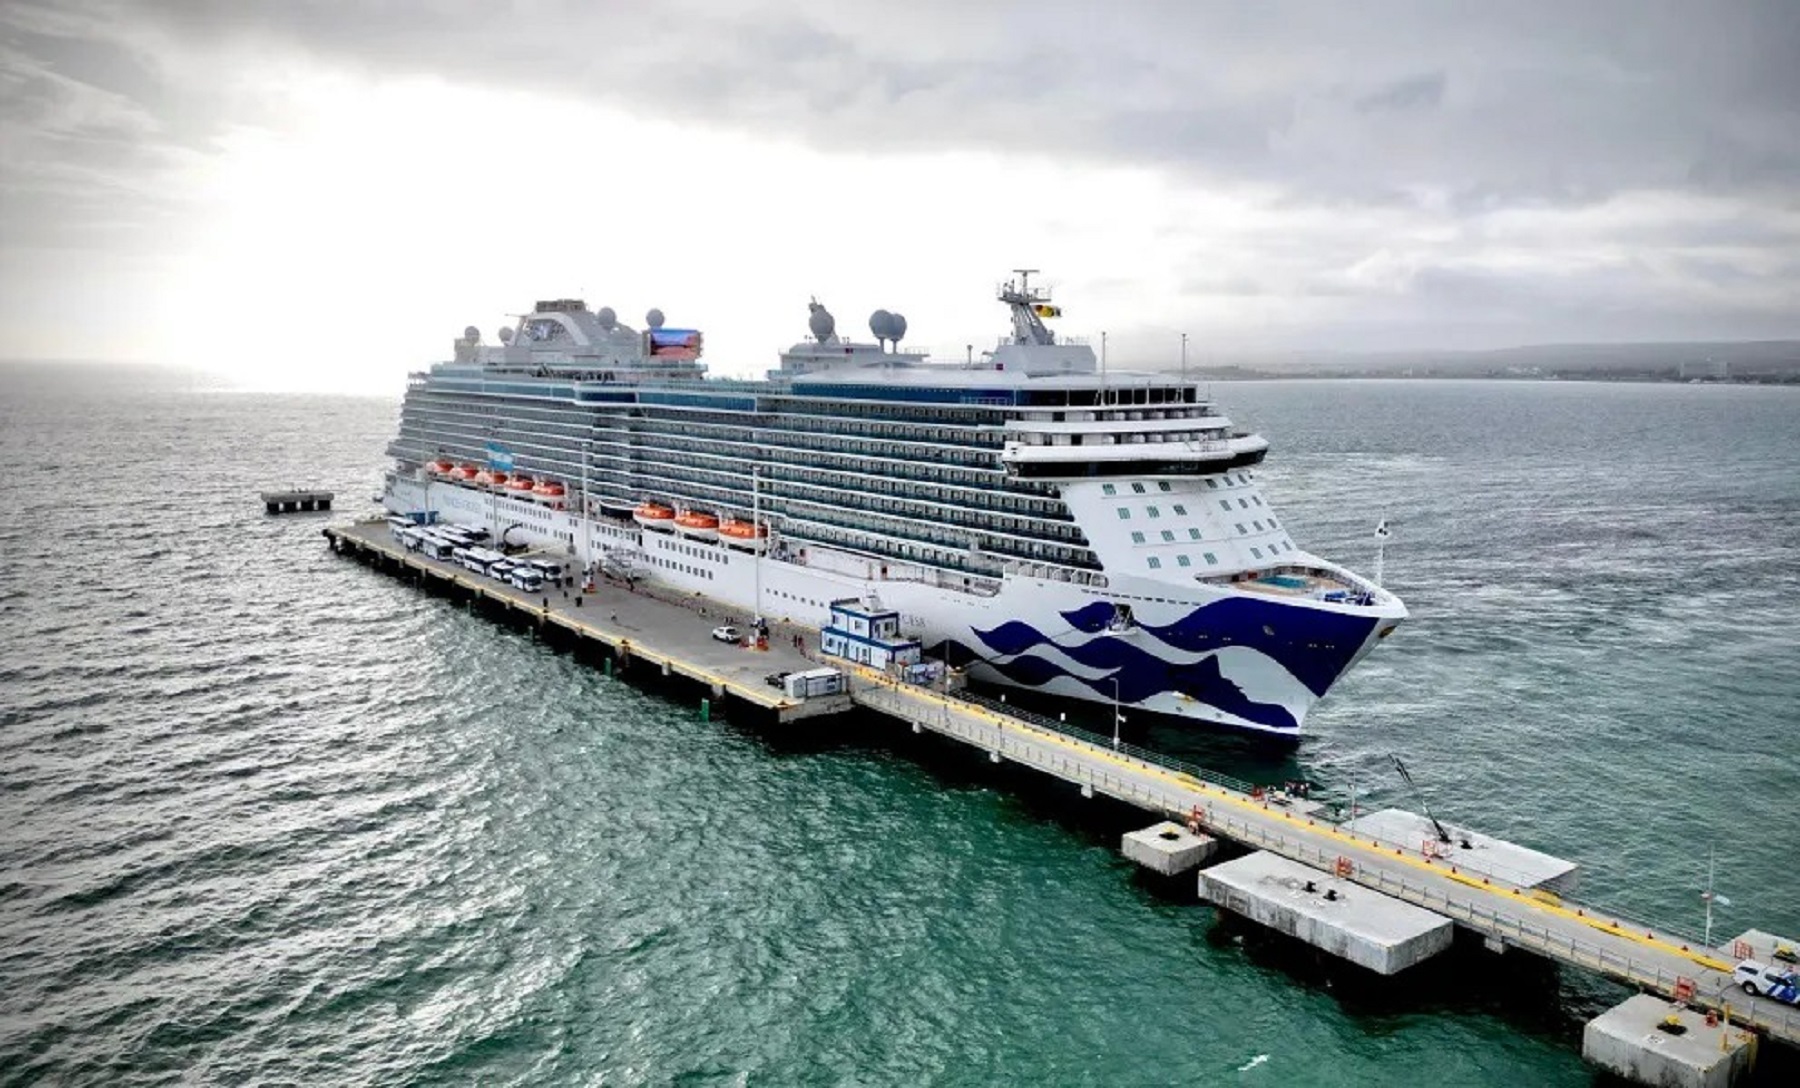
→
(1110, 676, 1122, 750)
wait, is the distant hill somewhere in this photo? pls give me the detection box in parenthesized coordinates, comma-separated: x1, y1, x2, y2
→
(1176, 341, 1800, 383)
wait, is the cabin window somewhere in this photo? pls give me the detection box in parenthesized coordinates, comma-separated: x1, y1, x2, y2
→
(1147, 556, 1162, 569)
(1102, 483, 1116, 495)
(1131, 531, 1145, 544)
(1251, 547, 1264, 559)
(1161, 530, 1175, 542)
(1253, 520, 1264, 531)
(1131, 482, 1146, 494)
(1188, 528, 1202, 540)
(1147, 506, 1161, 518)
(1238, 498, 1250, 509)
(1177, 555, 1192, 567)
(1218, 500, 1231, 512)
(1236, 523, 1246, 534)
(1159, 482, 1172, 492)
(1116, 508, 1130, 520)
(1204, 552, 1218, 564)
(1172, 504, 1187, 515)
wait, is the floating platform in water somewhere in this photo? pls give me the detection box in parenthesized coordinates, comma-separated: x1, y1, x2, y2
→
(1583, 994, 1757, 1088)
(1199, 850, 1454, 975)
(261, 488, 334, 514)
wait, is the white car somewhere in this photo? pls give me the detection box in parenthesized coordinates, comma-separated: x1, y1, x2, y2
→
(711, 625, 741, 643)
(1735, 960, 1800, 1004)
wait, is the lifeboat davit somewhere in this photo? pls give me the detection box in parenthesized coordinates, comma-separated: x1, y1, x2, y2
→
(452, 463, 480, 480)
(634, 502, 676, 530)
(674, 511, 720, 539)
(719, 519, 768, 552)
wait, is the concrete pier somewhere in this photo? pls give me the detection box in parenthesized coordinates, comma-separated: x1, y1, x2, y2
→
(1583, 994, 1757, 1088)
(262, 488, 334, 514)
(322, 522, 851, 724)
(324, 516, 1800, 1056)
(1199, 851, 1454, 975)
(1121, 822, 1217, 876)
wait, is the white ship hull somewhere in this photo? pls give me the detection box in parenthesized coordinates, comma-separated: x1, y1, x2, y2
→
(389, 476, 1395, 736)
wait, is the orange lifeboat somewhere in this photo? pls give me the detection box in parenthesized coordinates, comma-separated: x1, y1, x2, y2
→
(634, 502, 676, 530)
(451, 463, 479, 480)
(674, 511, 720, 539)
(488, 471, 509, 488)
(532, 480, 567, 510)
(472, 469, 497, 487)
(428, 459, 456, 475)
(719, 519, 768, 552)
(504, 474, 535, 493)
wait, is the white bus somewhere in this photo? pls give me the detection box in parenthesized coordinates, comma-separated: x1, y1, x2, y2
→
(508, 566, 546, 592)
(459, 546, 508, 575)
(525, 558, 565, 581)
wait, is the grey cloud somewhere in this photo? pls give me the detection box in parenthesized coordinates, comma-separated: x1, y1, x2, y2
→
(1355, 72, 1446, 114)
(4, 0, 1799, 350)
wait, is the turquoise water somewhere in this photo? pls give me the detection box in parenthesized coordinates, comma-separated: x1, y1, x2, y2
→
(1, 369, 1796, 1085)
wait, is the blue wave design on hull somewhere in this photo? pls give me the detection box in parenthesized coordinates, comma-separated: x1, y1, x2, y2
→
(1060, 601, 1118, 634)
(944, 640, 1299, 731)
(978, 595, 1378, 699)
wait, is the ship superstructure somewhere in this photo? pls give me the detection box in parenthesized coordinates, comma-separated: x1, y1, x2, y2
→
(384, 273, 1406, 735)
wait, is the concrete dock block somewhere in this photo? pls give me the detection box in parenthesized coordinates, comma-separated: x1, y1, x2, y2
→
(1583, 994, 1755, 1088)
(1199, 851, 1453, 975)
(1342, 808, 1579, 893)
(1121, 822, 1218, 876)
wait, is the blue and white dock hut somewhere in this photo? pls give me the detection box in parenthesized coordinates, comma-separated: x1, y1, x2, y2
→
(821, 598, 923, 671)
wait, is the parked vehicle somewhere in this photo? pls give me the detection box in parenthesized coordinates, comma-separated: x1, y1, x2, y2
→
(711, 625, 741, 643)
(1735, 960, 1800, 1004)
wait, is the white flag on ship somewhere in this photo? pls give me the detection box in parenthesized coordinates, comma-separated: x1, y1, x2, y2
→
(1374, 519, 1391, 540)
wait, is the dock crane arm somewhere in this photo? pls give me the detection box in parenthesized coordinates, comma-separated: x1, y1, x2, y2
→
(1390, 754, 1452, 844)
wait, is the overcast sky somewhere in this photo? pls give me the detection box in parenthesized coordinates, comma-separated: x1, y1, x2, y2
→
(3, 1, 1796, 390)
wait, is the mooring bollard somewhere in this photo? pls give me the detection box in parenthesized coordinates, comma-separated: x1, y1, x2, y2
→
(700, 697, 710, 722)
(604, 657, 613, 677)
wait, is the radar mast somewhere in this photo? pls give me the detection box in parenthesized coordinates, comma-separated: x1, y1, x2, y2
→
(998, 268, 1059, 346)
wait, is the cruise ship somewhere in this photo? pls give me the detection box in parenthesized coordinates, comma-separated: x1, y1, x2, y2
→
(382, 273, 1406, 736)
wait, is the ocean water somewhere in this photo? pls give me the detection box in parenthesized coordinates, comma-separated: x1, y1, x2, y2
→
(1, 366, 1796, 1086)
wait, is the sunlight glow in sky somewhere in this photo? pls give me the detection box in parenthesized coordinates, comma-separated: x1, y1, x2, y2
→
(3, 2, 1795, 392)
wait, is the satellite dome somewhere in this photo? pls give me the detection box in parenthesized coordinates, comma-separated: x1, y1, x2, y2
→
(499, 326, 515, 343)
(645, 308, 665, 329)
(890, 313, 907, 342)
(463, 325, 481, 342)
(807, 302, 836, 340)
(597, 306, 617, 330)
(870, 309, 895, 341)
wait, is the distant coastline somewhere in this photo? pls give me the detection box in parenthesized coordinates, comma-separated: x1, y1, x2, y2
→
(1173, 339, 1800, 384)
